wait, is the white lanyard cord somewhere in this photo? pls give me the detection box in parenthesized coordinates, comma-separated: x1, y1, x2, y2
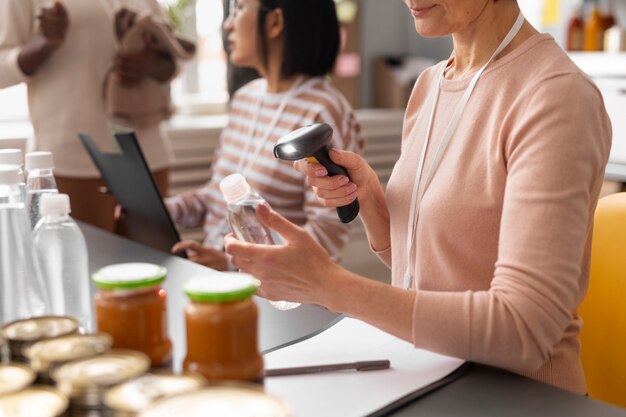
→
(403, 11, 525, 289)
(236, 77, 307, 175)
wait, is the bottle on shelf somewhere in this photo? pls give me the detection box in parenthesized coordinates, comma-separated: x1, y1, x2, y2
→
(566, 6, 584, 51)
(0, 149, 26, 203)
(32, 194, 92, 332)
(25, 151, 58, 229)
(583, 0, 606, 51)
(219, 173, 300, 311)
(0, 165, 51, 324)
(600, 0, 616, 33)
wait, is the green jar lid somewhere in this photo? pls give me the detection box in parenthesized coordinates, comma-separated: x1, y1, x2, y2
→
(93, 263, 167, 290)
(184, 273, 259, 303)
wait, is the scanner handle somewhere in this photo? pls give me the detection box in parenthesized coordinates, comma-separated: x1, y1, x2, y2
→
(309, 151, 360, 223)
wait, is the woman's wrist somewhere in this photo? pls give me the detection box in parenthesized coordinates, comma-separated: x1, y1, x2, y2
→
(17, 34, 59, 76)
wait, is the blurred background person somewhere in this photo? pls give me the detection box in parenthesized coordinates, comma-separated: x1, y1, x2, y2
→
(167, 0, 364, 270)
(0, 0, 178, 231)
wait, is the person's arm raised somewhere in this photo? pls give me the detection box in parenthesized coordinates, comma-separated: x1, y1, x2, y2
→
(294, 149, 391, 265)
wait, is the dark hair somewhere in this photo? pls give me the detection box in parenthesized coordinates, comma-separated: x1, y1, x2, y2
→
(258, 0, 340, 78)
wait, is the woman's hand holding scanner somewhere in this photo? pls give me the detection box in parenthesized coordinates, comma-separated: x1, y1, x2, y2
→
(172, 240, 228, 271)
(38, 1, 69, 49)
(274, 124, 360, 223)
(294, 146, 375, 209)
(224, 204, 341, 306)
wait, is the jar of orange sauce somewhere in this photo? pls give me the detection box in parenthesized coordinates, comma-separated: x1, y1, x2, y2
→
(92, 263, 172, 368)
(183, 274, 263, 382)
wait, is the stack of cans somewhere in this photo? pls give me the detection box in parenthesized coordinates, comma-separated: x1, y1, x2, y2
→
(1, 316, 79, 363)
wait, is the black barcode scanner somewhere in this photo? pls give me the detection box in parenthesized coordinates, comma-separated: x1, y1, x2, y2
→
(273, 123, 360, 223)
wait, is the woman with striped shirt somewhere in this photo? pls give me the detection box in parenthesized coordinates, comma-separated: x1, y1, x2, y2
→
(166, 0, 363, 270)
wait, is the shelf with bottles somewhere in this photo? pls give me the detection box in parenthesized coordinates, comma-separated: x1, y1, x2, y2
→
(565, 0, 624, 53)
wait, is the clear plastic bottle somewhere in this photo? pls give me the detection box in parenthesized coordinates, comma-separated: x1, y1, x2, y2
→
(219, 173, 300, 311)
(0, 149, 26, 203)
(25, 151, 58, 229)
(32, 194, 92, 331)
(0, 165, 51, 324)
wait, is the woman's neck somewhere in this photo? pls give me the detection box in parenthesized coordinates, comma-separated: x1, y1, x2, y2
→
(258, 45, 302, 93)
(447, 0, 536, 80)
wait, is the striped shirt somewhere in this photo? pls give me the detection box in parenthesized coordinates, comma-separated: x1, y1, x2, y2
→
(166, 77, 364, 260)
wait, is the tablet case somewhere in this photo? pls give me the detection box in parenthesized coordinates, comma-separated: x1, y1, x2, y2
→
(79, 132, 185, 258)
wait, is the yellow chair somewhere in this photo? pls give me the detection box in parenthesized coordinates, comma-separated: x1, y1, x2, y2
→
(580, 192, 626, 407)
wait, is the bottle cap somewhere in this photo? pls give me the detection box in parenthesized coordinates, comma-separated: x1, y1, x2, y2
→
(183, 273, 259, 303)
(92, 263, 167, 290)
(0, 164, 20, 185)
(25, 151, 54, 171)
(219, 173, 251, 203)
(0, 148, 22, 165)
(41, 193, 71, 216)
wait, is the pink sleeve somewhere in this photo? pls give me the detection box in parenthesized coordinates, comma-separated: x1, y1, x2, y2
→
(411, 73, 611, 372)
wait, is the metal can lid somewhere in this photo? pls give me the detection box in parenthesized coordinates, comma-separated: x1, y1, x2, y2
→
(138, 385, 293, 417)
(0, 386, 68, 417)
(1, 316, 78, 342)
(103, 373, 207, 413)
(92, 263, 167, 290)
(183, 273, 260, 303)
(52, 350, 150, 389)
(25, 333, 113, 372)
(0, 363, 36, 396)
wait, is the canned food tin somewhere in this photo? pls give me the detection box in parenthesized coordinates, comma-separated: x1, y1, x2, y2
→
(52, 350, 150, 411)
(0, 363, 36, 396)
(25, 333, 113, 384)
(138, 384, 293, 417)
(103, 373, 207, 417)
(0, 386, 68, 417)
(1, 316, 79, 363)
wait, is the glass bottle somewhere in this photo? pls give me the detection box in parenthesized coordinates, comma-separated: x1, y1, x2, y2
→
(183, 274, 264, 382)
(0, 165, 51, 324)
(219, 173, 300, 310)
(566, 7, 584, 51)
(584, 0, 605, 51)
(32, 194, 92, 331)
(92, 263, 172, 368)
(25, 151, 58, 229)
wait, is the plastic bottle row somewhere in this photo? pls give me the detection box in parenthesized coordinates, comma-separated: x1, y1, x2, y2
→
(0, 149, 91, 331)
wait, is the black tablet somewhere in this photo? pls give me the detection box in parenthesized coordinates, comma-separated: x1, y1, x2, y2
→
(80, 131, 186, 258)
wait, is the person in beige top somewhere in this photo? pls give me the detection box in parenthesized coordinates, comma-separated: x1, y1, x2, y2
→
(0, 0, 175, 230)
(224, 0, 612, 394)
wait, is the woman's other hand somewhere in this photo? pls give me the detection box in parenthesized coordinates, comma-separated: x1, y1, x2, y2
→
(171, 240, 229, 271)
(224, 204, 341, 306)
(38, 1, 69, 49)
(294, 149, 377, 209)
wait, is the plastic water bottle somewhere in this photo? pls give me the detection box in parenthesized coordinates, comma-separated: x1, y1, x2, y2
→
(0, 149, 26, 203)
(219, 173, 300, 311)
(25, 151, 58, 229)
(0, 165, 51, 324)
(32, 194, 92, 331)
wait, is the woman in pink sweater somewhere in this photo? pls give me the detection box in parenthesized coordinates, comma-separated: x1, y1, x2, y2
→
(225, 0, 612, 394)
